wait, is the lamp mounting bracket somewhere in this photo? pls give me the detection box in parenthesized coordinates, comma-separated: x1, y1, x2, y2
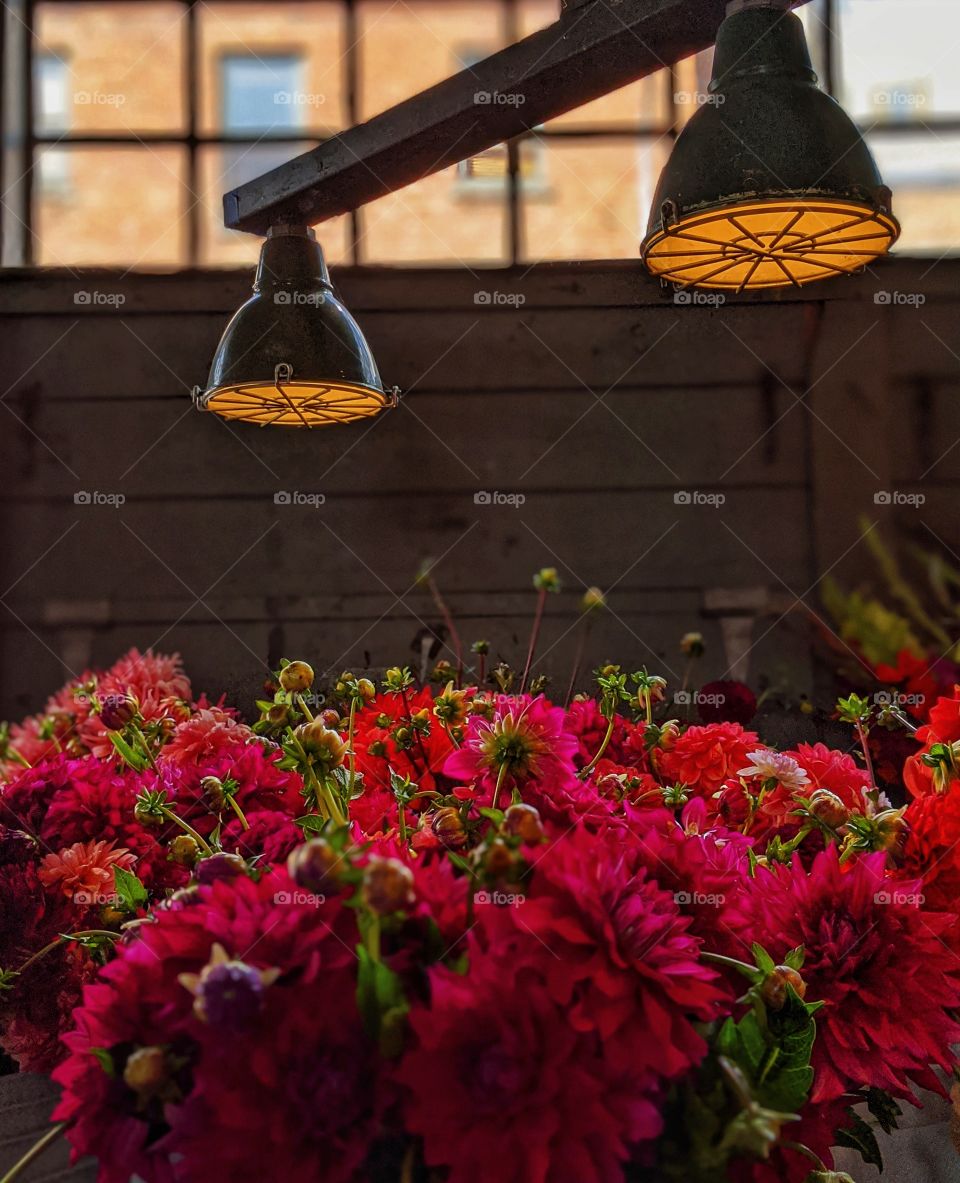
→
(223, 0, 812, 236)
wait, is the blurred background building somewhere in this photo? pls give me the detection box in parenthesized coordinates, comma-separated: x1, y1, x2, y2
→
(4, 0, 958, 269)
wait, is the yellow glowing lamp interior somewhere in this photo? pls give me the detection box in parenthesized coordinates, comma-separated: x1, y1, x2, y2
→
(643, 199, 899, 291)
(204, 380, 391, 427)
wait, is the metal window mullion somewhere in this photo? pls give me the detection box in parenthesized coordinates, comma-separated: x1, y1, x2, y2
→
(504, 0, 520, 265)
(345, 0, 360, 264)
(186, 0, 199, 265)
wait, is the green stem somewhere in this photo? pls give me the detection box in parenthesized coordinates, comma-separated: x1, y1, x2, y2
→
(227, 794, 250, 831)
(131, 725, 158, 771)
(564, 619, 590, 709)
(856, 719, 877, 789)
(491, 762, 508, 812)
(520, 588, 547, 694)
(160, 807, 214, 855)
(780, 1141, 828, 1172)
(17, 930, 120, 978)
(296, 692, 316, 723)
(701, 950, 759, 980)
(579, 716, 616, 779)
(347, 698, 359, 796)
(0, 1122, 67, 1183)
(427, 574, 463, 688)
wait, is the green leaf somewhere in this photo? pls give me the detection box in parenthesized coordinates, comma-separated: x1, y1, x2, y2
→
(112, 864, 148, 911)
(783, 946, 805, 971)
(751, 943, 776, 977)
(108, 731, 148, 771)
(356, 946, 409, 1057)
(295, 813, 327, 835)
(835, 1110, 883, 1171)
(90, 1047, 116, 1077)
(866, 1088, 902, 1136)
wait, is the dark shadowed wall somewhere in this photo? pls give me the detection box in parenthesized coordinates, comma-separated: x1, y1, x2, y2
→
(0, 259, 957, 719)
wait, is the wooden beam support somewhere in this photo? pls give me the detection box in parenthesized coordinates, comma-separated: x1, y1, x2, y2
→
(224, 0, 810, 235)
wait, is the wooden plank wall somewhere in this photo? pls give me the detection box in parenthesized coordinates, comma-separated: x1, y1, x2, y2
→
(0, 258, 956, 719)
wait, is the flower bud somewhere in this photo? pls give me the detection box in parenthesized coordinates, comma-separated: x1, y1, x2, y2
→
(361, 856, 415, 915)
(133, 801, 163, 828)
(430, 807, 468, 850)
(875, 807, 907, 852)
(123, 1046, 169, 1099)
(680, 632, 705, 658)
(759, 964, 807, 1011)
(170, 834, 200, 867)
(267, 703, 291, 727)
(368, 740, 388, 758)
(195, 852, 247, 885)
(483, 839, 514, 879)
(99, 695, 138, 731)
(503, 803, 544, 843)
(287, 838, 340, 890)
(809, 788, 849, 829)
(320, 710, 342, 729)
(356, 678, 376, 701)
(279, 661, 315, 693)
(201, 775, 226, 808)
(658, 720, 681, 751)
(295, 720, 348, 768)
(580, 587, 606, 614)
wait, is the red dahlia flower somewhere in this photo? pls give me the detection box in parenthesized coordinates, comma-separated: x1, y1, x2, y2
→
(744, 847, 960, 1103)
(397, 947, 664, 1183)
(656, 722, 759, 795)
(476, 825, 721, 1079)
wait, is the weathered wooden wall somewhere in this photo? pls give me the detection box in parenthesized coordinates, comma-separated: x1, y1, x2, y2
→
(0, 259, 956, 718)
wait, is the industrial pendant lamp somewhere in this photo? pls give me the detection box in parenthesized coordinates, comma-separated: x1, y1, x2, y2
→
(193, 224, 397, 427)
(641, 0, 899, 291)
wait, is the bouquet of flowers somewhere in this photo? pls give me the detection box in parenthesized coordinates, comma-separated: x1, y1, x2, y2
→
(2, 625, 960, 1183)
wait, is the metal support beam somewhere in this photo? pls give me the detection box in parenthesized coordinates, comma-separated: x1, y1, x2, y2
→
(225, 0, 810, 235)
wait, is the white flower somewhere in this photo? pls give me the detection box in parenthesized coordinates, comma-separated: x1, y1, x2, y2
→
(737, 749, 810, 793)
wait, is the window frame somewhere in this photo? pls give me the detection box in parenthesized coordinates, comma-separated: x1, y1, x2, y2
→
(1, 0, 956, 268)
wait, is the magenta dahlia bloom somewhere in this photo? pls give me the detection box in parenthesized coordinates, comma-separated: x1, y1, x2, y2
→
(54, 870, 368, 1183)
(397, 946, 663, 1183)
(744, 847, 960, 1103)
(443, 695, 594, 824)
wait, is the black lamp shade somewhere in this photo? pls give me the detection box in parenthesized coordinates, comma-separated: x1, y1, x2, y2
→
(194, 226, 395, 427)
(641, 4, 899, 290)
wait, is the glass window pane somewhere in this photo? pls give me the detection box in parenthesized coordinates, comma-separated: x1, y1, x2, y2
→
(221, 55, 305, 132)
(34, 53, 70, 134)
(34, 3, 185, 133)
(521, 137, 669, 262)
(837, 0, 960, 121)
(197, 143, 352, 265)
(198, 4, 346, 134)
(868, 131, 960, 252)
(518, 0, 669, 129)
(34, 146, 186, 265)
(359, 1, 505, 121)
(360, 166, 508, 264)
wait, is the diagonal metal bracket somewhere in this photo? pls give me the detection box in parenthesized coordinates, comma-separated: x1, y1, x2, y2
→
(224, 0, 811, 235)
